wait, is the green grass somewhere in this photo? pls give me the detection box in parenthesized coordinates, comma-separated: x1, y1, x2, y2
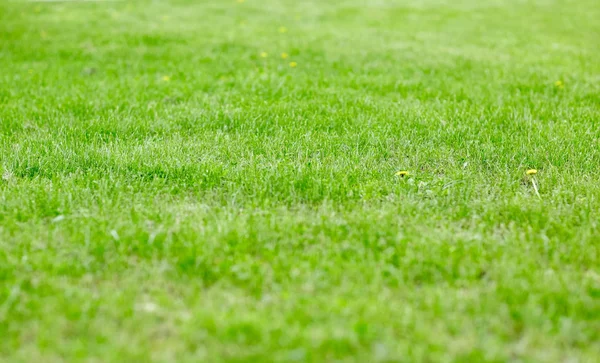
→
(1, 0, 599, 361)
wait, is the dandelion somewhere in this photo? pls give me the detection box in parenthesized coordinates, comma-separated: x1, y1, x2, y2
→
(278, 26, 288, 33)
(161, 75, 171, 82)
(395, 171, 409, 177)
(281, 52, 289, 59)
(525, 169, 541, 198)
(554, 80, 564, 89)
(289, 61, 297, 68)
(260, 52, 268, 58)
(236, 0, 245, 3)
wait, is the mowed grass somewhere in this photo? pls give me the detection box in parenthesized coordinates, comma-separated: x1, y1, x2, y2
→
(1, 0, 600, 361)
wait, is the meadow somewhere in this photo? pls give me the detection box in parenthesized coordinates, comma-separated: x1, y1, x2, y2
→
(1, 0, 599, 361)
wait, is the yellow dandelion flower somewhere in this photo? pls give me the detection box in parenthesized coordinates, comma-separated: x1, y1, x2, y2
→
(236, 0, 245, 3)
(395, 171, 409, 177)
(526, 169, 537, 175)
(281, 52, 289, 59)
(554, 80, 564, 88)
(289, 61, 297, 68)
(278, 26, 288, 34)
(260, 52, 268, 58)
(162, 75, 171, 82)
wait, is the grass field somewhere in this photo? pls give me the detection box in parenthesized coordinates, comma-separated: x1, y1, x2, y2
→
(1, 0, 600, 361)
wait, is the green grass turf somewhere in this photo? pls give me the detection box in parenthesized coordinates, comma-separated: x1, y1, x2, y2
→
(1, 0, 600, 361)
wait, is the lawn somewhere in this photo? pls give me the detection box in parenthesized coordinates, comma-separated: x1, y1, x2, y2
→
(1, 0, 599, 361)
